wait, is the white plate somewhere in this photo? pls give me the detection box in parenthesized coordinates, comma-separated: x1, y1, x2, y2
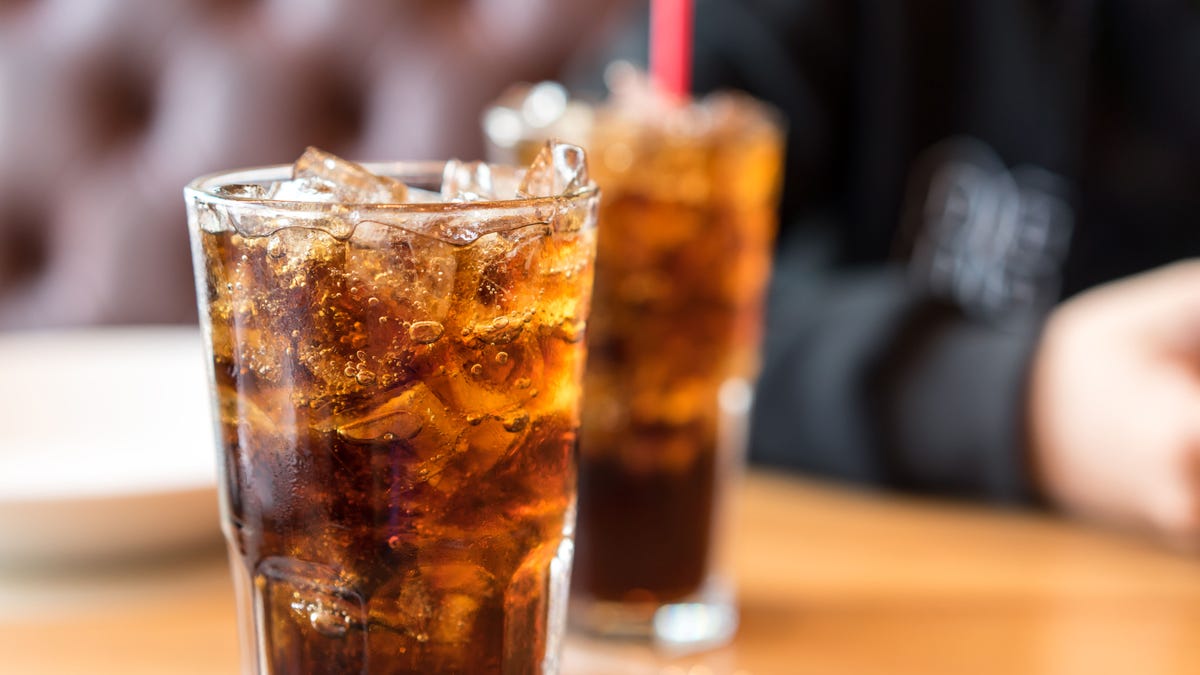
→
(0, 326, 221, 566)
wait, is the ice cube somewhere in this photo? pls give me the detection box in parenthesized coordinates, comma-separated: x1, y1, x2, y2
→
(368, 562, 497, 654)
(405, 187, 443, 203)
(255, 556, 368, 650)
(456, 225, 550, 325)
(446, 411, 530, 483)
(516, 141, 589, 198)
(431, 593, 481, 645)
(341, 221, 458, 337)
(441, 160, 493, 202)
(329, 382, 460, 462)
(288, 146, 410, 204)
(419, 562, 496, 640)
(214, 183, 268, 199)
(367, 568, 433, 642)
(441, 159, 521, 202)
(267, 177, 340, 203)
(325, 380, 533, 500)
(423, 362, 520, 424)
(334, 396, 424, 443)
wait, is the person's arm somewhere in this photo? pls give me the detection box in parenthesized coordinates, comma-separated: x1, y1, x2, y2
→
(750, 225, 1044, 503)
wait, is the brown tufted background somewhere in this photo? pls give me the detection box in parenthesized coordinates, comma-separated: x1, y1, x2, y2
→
(0, 0, 630, 329)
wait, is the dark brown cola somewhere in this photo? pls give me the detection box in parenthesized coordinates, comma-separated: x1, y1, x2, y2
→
(190, 151, 597, 674)
(571, 97, 783, 613)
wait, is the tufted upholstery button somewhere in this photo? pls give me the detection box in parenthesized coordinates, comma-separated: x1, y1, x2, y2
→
(75, 59, 157, 151)
(292, 64, 367, 156)
(0, 203, 48, 289)
(0, 0, 636, 329)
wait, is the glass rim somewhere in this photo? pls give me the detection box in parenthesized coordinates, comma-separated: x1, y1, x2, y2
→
(184, 160, 599, 214)
(482, 87, 788, 145)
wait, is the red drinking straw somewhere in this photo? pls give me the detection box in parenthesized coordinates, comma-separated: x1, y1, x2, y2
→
(650, 0, 693, 99)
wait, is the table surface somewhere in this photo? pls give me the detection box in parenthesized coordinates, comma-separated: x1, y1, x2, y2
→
(3, 471, 1199, 675)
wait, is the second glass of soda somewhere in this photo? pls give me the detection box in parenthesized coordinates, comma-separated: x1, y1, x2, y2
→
(487, 73, 785, 649)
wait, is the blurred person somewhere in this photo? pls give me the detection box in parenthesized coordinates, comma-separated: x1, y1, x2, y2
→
(600, 0, 1200, 546)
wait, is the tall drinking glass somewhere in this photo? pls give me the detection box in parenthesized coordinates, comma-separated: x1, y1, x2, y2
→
(486, 84, 785, 648)
(186, 150, 598, 674)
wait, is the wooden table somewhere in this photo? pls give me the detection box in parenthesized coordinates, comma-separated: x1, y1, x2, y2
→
(3, 472, 1199, 675)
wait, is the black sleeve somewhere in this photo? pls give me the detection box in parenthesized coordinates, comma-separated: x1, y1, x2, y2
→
(750, 228, 1044, 503)
(1102, 0, 1200, 154)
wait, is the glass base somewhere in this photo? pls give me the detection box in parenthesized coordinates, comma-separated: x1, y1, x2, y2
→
(569, 577, 738, 652)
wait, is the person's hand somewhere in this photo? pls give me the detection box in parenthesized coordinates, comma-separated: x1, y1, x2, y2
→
(1028, 261, 1200, 550)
